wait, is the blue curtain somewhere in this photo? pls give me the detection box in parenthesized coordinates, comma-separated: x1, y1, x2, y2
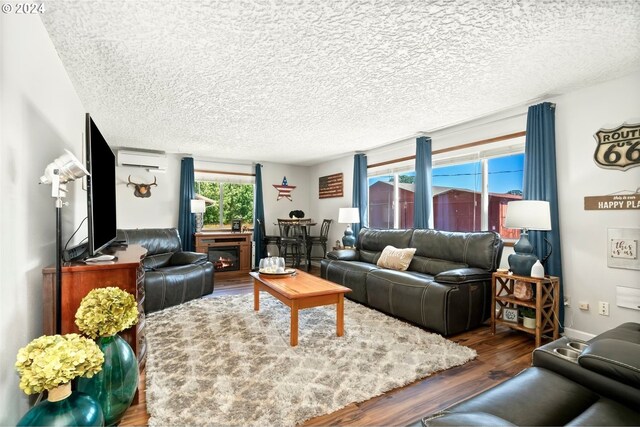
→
(523, 102, 564, 327)
(178, 157, 195, 251)
(352, 153, 368, 239)
(253, 163, 265, 268)
(414, 136, 433, 229)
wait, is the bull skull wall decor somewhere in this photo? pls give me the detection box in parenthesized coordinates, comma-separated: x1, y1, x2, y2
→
(127, 175, 157, 198)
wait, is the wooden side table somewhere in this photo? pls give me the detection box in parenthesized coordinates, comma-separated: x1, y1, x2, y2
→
(491, 271, 560, 347)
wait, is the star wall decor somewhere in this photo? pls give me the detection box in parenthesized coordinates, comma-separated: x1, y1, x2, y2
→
(273, 176, 296, 201)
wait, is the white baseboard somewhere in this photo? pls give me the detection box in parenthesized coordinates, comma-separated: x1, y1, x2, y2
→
(562, 327, 596, 341)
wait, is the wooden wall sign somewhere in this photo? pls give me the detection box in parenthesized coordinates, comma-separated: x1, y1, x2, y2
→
(593, 122, 640, 171)
(319, 173, 343, 199)
(584, 194, 640, 210)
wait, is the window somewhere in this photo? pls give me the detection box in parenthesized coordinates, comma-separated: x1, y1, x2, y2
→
(433, 153, 523, 238)
(195, 181, 254, 230)
(368, 152, 523, 240)
(368, 172, 415, 229)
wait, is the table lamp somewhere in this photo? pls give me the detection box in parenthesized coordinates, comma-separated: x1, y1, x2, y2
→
(505, 200, 551, 276)
(338, 207, 360, 248)
(191, 199, 206, 232)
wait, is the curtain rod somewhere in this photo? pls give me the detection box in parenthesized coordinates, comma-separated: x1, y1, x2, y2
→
(367, 131, 526, 169)
(195, 169, 256, 177)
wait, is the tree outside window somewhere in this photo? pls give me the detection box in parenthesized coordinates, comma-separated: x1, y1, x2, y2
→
(195, 181, 254, 229)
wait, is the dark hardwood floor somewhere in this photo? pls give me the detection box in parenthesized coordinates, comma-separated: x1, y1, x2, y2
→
(120, 267, 536, 426)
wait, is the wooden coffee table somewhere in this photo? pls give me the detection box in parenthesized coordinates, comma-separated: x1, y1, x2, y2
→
(250, 270, 351, 346)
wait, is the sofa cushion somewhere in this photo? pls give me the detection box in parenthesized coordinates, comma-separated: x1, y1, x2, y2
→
(409, 256, 468, 276)
(377, 246, 417, 271)
(360, 249, 382, 264)
(410, 229, 501, 271)
(357, 228, 413, 252)
(578, 339, 640, 388)
(321, 260, 380, 304)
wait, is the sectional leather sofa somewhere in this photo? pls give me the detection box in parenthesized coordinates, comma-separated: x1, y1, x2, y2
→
(116, 228, 214, 313)
(415, 322, 640, 426)
(320, 228, 503, 336)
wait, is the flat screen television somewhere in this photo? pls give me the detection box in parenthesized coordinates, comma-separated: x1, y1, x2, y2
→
(85, 113, 117, 256)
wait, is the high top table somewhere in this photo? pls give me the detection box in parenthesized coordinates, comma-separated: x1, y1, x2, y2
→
(250, 270, 351, 346)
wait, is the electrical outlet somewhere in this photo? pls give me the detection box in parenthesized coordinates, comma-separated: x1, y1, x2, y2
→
(598, 301, 610, 316)
(579, 302, 589, 310)
(564, 296, 570, 306)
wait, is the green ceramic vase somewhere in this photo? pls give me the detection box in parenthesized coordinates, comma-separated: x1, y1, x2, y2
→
(17, 384, 104, 426)
(77, 335, 139, 426)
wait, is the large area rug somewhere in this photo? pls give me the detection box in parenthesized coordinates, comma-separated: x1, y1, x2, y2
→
(145, 293, 476, 426)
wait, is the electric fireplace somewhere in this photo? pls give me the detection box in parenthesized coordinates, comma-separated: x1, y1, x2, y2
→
(195, 232, 252, 277)
(208, 246, 240, 272)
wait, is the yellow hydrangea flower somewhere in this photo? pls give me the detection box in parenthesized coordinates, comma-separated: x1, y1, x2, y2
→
(75, 287, 138, 339)
(15, 334, 103, 395)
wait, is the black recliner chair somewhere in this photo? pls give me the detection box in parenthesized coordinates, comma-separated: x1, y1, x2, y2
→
(116, 228, 214, 313)
(414, 322, 640, 426)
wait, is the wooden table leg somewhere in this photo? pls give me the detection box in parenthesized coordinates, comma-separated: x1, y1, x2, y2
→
(253, 280, 260, 311)
(337, 294, 344, 337)
(290, 300, 299, 346)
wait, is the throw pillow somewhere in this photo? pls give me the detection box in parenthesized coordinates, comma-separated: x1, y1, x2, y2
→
(377, 245, 417, 271)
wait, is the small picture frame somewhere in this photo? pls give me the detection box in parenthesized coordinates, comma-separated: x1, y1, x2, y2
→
(231, 219, 242, 232)
(503, 307, 519, 323)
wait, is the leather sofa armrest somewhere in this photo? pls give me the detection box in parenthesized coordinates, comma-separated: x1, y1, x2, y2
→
(434, 268, 492, 284)
(327, 249, 359, 261)
(421, 412, 515, 427)
(169, 251, 208, 266)
(578, 339, 640, 388)
(142, 253, 173, 270)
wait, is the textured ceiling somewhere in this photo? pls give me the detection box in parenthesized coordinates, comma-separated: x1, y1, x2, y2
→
(41, 1, 640, 165)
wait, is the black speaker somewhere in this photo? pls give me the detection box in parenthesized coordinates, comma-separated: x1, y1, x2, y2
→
(62, 242, 88, 262)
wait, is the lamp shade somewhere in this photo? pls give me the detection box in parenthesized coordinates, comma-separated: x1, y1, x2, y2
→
(190, 199, 206, 214)
(505, 201, 551, 231)
(338, 207, 360, 224)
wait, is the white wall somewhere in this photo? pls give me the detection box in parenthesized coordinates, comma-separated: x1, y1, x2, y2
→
(0, 15, 86, 424)
(116, 154, 182, 229)
(552, 71, 640, 337)
(260, 162, 312, 254)
(308, 156, 355, 258)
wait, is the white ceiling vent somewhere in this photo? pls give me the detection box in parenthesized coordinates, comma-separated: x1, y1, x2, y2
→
(117, 150, 168, 171)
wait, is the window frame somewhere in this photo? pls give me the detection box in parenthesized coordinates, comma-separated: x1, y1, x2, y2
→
(367, 143, 524, 241)
(194, 179, 256, 231)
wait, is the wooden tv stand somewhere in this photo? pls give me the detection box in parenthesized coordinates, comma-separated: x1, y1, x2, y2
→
(42, 244, 148, 370)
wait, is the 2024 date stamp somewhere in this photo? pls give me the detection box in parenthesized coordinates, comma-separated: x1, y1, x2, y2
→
(2, 3, 45, 13)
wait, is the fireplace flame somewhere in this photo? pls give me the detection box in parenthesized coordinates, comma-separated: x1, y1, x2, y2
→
(214, 256, 235, 270)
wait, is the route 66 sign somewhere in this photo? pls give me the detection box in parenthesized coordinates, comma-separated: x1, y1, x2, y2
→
(593, 123, 640, 171)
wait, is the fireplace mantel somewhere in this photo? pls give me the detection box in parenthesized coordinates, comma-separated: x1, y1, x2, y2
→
(195, 232, 252, 277)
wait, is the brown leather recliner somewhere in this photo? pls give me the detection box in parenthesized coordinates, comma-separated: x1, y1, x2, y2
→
(116, 228, 214, 313)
